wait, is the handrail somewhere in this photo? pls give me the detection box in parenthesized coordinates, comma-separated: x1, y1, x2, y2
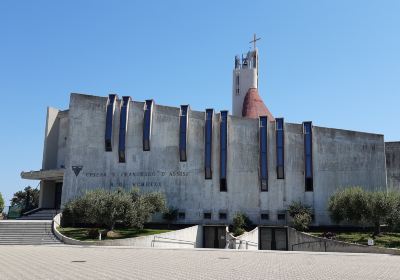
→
(227, 235, 258, 249)
(291, 240, 328, 252)
(151, 235, 195, 247)
(22, 207, 41, 216)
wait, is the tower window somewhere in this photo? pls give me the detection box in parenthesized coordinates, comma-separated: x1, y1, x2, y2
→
(220, 111, 228, 192)
(205, 109, 213, 179)
(259, 116, 268, 191)
(179, 105, 189, 162)
(118, 96, 130, 163)
(276, 118, 285, 179)
(105, 94, 117, 152)
(143, 100, 154, 151)
(303, 122, 313, 192)
(236, 76, 240, 96)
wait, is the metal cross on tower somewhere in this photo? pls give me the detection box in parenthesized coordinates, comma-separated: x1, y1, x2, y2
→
(249, 33, 261, 50)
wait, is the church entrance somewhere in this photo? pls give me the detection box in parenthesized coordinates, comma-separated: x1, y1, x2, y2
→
(203, 226, 227, 248)
(259, 227, 288, 251)
(54, 183, 63, 210)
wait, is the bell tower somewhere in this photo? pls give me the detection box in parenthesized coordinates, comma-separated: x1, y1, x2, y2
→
(232, 34, 260, 117)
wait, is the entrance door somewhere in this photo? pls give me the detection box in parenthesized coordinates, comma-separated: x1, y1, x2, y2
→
(54, 183, 63, 209)
(203, 226, 227, 248)
(259, 227, 288, 251)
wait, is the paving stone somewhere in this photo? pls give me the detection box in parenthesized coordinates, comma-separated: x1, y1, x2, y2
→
(0, 245, 399, 280)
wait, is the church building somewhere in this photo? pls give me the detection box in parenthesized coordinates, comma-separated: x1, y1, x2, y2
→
(21, 44, 400, 226)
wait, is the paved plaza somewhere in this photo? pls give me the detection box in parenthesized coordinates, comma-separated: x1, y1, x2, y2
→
(1, 246, 400, 280)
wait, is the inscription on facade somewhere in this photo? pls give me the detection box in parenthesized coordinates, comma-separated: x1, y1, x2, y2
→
(82, 170, 190, 188)
(84, 171, 189, 178)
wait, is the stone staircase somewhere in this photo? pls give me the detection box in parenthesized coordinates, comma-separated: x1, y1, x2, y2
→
(18, 209, 59, 220)
(0, 220, 61, 245)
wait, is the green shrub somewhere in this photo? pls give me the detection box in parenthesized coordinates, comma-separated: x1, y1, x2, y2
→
(288, 201, 311, 218)
(61, 188, 166, 230)
(293, 212, 312, 231)
(387, 192, 400, 232)
(232, 213, 253, 237)
(0, 192, 4, 214)
(11, 186, 39, 213)
(87, 228, 100, 239)
(288, 201, 312, 231)
(328, 187, 400, 235)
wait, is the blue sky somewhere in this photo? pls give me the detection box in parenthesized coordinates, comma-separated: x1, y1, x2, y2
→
(0, 1, 399, 205)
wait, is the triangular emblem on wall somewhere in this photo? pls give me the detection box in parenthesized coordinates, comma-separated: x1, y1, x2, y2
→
(72, 166, 83, 177)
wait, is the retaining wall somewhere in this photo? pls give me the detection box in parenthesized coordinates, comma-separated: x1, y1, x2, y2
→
(53, 214, 202, 248)
(288, 228, 400, 255)
(225, 228, 259, 250)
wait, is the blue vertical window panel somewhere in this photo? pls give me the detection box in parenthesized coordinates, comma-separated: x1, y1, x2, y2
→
(105, 94, 117, 152)
(143, 100, 154, 151)
(259, 116, 268, 191)
(276, 118, 285, 179)
(205, 109, 213, 179)
(220, 111, 228, 192)
(118, 96, 130, 163)
(179, 105, 189, 162)
(303, 122, 314, 191)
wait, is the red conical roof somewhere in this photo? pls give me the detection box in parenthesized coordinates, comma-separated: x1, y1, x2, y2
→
(242, 88, 275, 120)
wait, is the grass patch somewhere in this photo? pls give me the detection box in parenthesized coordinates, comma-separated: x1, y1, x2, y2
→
(308, 231, 400, 249)
(58, 227, 173, 241)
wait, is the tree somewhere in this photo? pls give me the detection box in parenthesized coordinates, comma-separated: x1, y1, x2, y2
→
(328, 187, 398, 235)
(62, 188, 166, 231)
(11, 186, 39, 212)
(293, 212, 312, 231)
(366, 191, 397, 235)
(0, 192, 4, 214)
(288, 201, 312, 231)
(288, 201, 311, 218)
(231, 213, 253, 237)
(387, 192, 400, 232)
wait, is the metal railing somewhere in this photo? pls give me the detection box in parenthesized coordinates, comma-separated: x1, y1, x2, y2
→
(6, 205, 23, 219)
(226, 236, 258, 250)
(151, 236, 196, 247)
(291, 240, 328, 252)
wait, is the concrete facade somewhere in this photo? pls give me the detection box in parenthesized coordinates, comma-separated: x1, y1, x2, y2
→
(21, 92, 396, 226)
(386, 142, 400, 191)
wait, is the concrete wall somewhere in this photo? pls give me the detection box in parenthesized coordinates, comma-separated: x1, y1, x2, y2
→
(386, 142, 400, 191)
(53, 214, 203, 247)
(312, 127, 387, 224)
(288, 228, 400, 255)
(39, 181, 56, 208)
(42, 107, 69, 170)
(235, 227, 259, 250)
(42, 107, 60, 170)
(59, 93, 387, 226)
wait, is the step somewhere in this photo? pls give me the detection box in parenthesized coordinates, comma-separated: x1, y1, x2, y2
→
(0, 237, 58, 241)
(0, 242, 60, 244)
(0, 230, 53, 234)
(0, 237, 59, 240)
(0, 235, 55, 238)
(0, 225, 52, 229)
(18, 218, 54, 220)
